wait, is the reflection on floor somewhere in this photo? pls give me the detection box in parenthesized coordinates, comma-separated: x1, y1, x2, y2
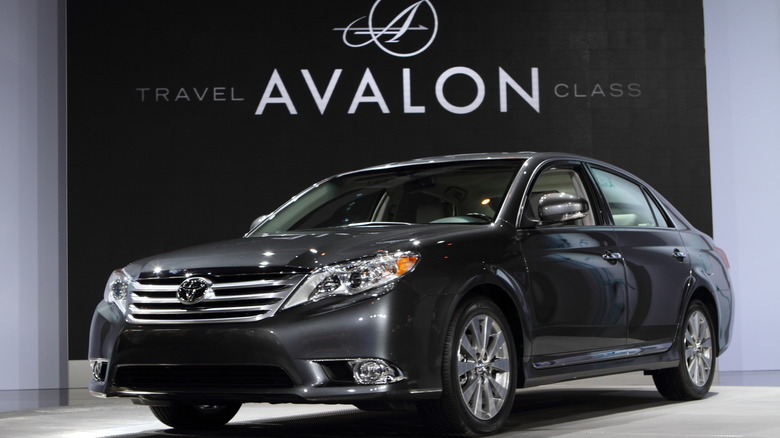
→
(0, 371, 778, 437)
(719, 370, 780, 386)
(0, 388, 70, 414)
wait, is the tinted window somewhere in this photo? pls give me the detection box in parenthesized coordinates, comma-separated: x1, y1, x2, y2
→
(250, 161, 523, 233)
(644, 189, 673, 228)
(525, 166, 596, 226)
(591, 168, 663, 227)
(290, 188, 386, 230)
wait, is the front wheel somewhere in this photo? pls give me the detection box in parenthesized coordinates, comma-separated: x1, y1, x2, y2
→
(653, 299, 716, 400)
(150, 402, 241, 429)
(419, 297, 517, 436)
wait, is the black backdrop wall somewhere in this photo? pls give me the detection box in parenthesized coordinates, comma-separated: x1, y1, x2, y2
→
(68, 0, 711, 359)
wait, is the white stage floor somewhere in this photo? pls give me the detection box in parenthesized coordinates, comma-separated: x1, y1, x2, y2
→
(1, 372, 779, 437)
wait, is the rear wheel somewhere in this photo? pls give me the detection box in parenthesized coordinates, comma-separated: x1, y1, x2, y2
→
(150, 402, 241, 429)
(419, 297, 517, 436)
(653, 300, 716, 400)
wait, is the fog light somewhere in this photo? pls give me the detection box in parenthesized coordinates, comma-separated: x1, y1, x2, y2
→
(90, 359, 108, 382)
(349, 359, 405, 385)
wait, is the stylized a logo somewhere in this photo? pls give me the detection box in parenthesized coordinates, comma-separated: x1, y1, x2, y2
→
(334, 0, 438, 58)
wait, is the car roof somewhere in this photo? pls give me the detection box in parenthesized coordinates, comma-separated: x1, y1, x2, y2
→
(356, 151, 537, 172)
(343, 151, 617, 175)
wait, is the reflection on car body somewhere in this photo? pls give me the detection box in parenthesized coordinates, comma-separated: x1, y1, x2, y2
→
(89, 152, 733, 436)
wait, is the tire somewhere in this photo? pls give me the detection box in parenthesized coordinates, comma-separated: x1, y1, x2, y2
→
(419, 297, 517, 436)
(150, 402, 241, 429)
(653, 300, 716, 400)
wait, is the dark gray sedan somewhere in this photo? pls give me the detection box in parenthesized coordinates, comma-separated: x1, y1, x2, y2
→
(89, 152, 733, 436)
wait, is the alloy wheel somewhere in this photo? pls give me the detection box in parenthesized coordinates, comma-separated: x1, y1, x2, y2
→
(684, 309, 713, 387)
(456, 314, 512, 420)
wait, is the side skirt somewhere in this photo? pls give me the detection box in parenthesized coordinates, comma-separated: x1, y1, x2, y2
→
(520, 343, 678, 388)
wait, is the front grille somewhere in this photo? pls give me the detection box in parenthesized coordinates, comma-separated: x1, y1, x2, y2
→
(127, 270, 306, 324)
(114, 365, 294, 390)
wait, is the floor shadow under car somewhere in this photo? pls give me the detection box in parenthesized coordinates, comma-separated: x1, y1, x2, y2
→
(104, 387, 686, 438)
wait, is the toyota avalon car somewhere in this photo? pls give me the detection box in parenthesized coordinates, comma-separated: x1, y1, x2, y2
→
(88, 151, 733, 436)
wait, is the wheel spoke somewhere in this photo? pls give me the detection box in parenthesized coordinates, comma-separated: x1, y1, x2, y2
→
(486, 331, 505, 360)
(684, 331, 697, 347)
(688, 318, 699, 342)
(491, 358, 511, 373)
(471, 378, 483, 416)
(695, 363, 707, 386)
(480, 316, 494, 356)
(461, 375, 479, 404)
(697, 315, 709, 341)
(688, 357, 699, 384)
(698, 357, 709, 385)
(701, 353, 712, 370)
(482, 377, 496, 416)
(458, 360, 478, 376)
(684, 345, 696, 361)
(487, 374, 508, 399)
(468, 318, 486, 354)
(460, 332, 480, 362)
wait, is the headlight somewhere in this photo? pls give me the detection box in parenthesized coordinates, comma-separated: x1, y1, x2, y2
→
(104, 268, 132, 314)
(283, 251, 420, 309)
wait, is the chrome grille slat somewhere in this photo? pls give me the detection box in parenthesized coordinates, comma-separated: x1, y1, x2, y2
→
(132, 284, 178, 292)
(126, 272, 305, 324)
(131, 291, 288, 304)
(212, 279, 300, 289)
(133, 278, 299, 291)
(130, 296, 180, 304)
(129, 304, 277, 314)
(128, 314, 274, 324)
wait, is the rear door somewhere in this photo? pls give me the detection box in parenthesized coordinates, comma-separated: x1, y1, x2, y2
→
(588, 166, 691, 349)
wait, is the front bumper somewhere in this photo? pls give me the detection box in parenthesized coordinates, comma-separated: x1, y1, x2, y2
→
(88, 285, 447, 404)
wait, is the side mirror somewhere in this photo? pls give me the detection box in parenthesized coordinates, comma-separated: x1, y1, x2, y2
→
(537, 193, 589, 225)
(248, 215, 268, 233)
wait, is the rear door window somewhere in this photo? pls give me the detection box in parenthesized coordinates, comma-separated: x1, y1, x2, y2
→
(590, 168, 669, 228)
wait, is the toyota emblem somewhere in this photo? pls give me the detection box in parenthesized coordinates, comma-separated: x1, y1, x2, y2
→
(177, 277, 213, 305)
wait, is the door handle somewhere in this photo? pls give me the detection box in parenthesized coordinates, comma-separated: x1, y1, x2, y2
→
(672, 249, 688, 262)
(602, 250, 623, 263)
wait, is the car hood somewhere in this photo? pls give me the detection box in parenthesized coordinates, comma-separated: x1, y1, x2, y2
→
(126, 224, 498, 277)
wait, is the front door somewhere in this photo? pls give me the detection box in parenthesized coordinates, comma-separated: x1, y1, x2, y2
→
(521, 227, 627, 363)
(517, 165, 628, 366)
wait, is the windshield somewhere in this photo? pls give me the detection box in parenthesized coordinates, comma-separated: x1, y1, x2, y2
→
(249, 160, 523, 234)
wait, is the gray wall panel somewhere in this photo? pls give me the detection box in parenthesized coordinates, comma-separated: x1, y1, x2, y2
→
(0, 0, 66, 391)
